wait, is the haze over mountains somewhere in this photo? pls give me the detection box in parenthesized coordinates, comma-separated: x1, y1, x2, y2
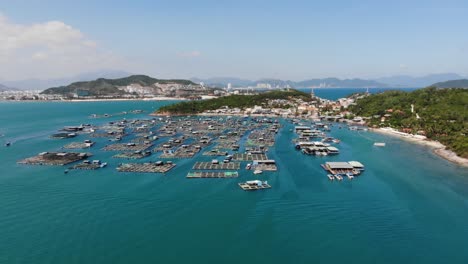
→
(192, 73, 468, 88)
(1, 71, 467, 91)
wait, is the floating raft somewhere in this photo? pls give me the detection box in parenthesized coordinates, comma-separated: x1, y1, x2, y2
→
(113, 152, 151, 159)
(186, 171, 239, 178)
(238, 182, 272, 191)
(63, 142, 94, 149)
(232, 153, 268, 161)
(192, 162, 241, 170)
(18, 152, 91, 166)
(117, 162, 175, 173)
(103, 143, 152, 152)
(70, 163, 101, 170)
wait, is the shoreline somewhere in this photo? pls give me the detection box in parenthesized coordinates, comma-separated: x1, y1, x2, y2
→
(371, 127, 468, 167)
(0, 97, 189, 103)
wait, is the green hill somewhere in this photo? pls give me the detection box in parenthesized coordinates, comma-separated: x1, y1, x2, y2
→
(156, 89, 311, 115)
(431, 79, 468, 88)
(349, 87, 468, 158)
(40, 75, 196, 96)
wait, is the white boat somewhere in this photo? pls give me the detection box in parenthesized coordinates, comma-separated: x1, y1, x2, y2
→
(246, 163, 252, 170)
(374, 142, 386, 147)
(253, 169, 263, 175)
(100, 162, 108, 168)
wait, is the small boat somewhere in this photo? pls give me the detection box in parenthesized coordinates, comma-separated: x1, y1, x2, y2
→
(100, 162, 108, 168)
(374, 142, 386, 147)
(246, 163, 252, 170)
(253, 169, 263, 175)
(327, 174, 335, 181)
(64, 169, 69, 174)
(335, 174, 343, 181)
(332, 139, 341, 144)
(346, 173, 354, 180)
(5, 142, 11, 147)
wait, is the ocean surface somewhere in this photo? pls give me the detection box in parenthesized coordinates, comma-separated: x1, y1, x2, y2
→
(1, 91, 467, 264)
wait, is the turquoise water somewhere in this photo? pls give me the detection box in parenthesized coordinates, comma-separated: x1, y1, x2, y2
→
(0, 99, 467, 264)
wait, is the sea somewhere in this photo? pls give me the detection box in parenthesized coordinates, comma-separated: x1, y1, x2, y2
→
(0, 88, 467, 264)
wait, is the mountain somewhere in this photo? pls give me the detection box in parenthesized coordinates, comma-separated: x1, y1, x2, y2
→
(375, 73, 464, 87)
(2, 70, 132, 91)
(192, 77, 387, 88)
(431, 79, 468, 88)
(0, 84, 18, 92)
(40, 75, 208, 98)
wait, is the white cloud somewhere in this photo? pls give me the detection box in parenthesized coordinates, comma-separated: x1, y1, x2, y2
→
(0, 14, 124, 80)
(177, 50, 201, 58)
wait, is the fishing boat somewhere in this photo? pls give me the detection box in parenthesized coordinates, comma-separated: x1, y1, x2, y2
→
(253, 169, 263, 175)
(246, 163, 252, 170)
(335, 174, 343, 181)
(5, 142, 11, 147)
(100, 162, 108, 168)
(327, 174, 335, 181)
(346, 173, 354, 180)
(374, 142, 386, 147)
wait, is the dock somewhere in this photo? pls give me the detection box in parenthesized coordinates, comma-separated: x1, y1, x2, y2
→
(186, 171, 238, 178)
(103, 143, 152, 152)
(192, 162, 241, 170)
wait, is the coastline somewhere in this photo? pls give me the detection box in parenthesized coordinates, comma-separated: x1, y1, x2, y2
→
(0, 97, 188, 103)
(371, 127, 468, 167)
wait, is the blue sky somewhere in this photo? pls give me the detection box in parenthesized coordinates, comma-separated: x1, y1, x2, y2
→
(1, 0, 467, 80)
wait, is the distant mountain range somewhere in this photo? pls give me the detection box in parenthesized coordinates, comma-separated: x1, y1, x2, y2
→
(192, 73, 467, 88)
(431, 79, 468, 88)
(374, 73, 465, 87)
(191, 77, 388, 88)
(0, 84, 18, 92)
(3, 71, 467, 91)
(1, 70, 132, 90)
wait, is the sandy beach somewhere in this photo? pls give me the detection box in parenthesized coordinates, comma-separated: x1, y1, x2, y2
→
(372, 127, 468, 167)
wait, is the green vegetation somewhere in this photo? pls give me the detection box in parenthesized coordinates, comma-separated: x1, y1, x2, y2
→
(349, 87, 468, 158)
(41, 75, 196, 96)
(156, 89, 311, 114)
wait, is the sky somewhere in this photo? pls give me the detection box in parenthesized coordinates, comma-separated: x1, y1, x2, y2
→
(1, 0, 468, 81)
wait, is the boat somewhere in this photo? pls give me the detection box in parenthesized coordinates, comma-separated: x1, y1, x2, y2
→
(246, 163, 252, 170)
(64, 169, 69, 174)
(5, 142, 11, 147)
(374, 142, 386, 147)
(335, 174, 343, 181)
(253, 169, 263, 175)
(100, 162, 108, 168)
(327, 174, 335, 181)
(346, 173, 354, 180)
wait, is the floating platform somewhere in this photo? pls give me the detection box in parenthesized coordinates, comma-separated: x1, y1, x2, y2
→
(113, 151, 151, 159)
(18, 152, 91, 166)
(63, 142, 94, 149)
(103, 143, 152, 152)
(233, 153, 268, 161)
(186, 171, 239, 178)
(70, 161, 103, 170)
(117, 162, 175, 173)
(238, 182, 272, 191)
(192, 162, 241, 170)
